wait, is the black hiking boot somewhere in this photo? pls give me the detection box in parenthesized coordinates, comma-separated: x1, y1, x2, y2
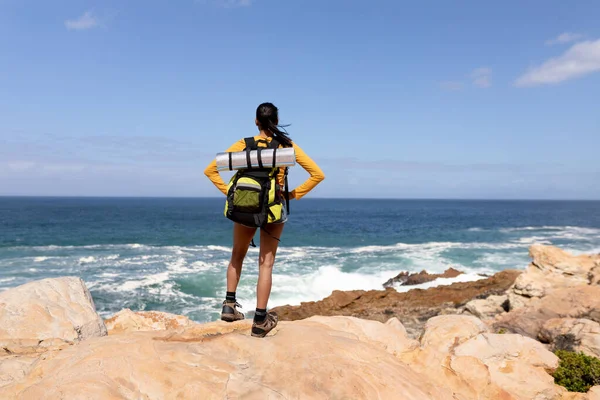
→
(251, 312, 278, 338)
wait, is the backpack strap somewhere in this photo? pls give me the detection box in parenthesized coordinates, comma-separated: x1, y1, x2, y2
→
(243, 137, 255, 170)
(244, 137, 256, 150)
(284, 167, 290, 215)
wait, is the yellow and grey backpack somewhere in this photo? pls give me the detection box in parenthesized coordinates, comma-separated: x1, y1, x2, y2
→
(224, 137, 290, 230)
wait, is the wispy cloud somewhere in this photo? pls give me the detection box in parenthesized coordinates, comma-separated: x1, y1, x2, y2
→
(515, 39, 600, 87)
(471, 67, 492, 88)
(440, 81, 463, 91)
(65, 11, 99, 31)
(546, 32, 585, 46)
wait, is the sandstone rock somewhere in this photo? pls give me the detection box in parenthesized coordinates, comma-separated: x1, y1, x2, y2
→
(0, 277, 107, 342)
(509, 245, 600, 310)
(539, 318, 600, 357)
(398, 314, 555, 400)
(464, 294, 509, 319)
(0, 317, 452, 400)
(493, 286, 600, 338)
(0, 356, 38, 389)
(272, 269, 521, 338)
(453, 333, 562, 400)
(588, 386, 600, 400)
(105, 309, 196, 334)
(301, 315, 419, 356)
(419, 315, 488, 353)
(383, 267, 463, 288)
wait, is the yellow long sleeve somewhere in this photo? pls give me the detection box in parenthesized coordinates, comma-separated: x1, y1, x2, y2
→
(204, 136, 325, 199)
(289, 142, 325, 200)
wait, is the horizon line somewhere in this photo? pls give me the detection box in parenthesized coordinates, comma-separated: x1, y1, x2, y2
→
(1, 195, 599, 202)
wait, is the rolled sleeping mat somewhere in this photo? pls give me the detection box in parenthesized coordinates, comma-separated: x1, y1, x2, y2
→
(216, 147, 296, 171)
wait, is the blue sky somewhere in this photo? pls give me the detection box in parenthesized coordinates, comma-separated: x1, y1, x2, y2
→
(1, 0, 599, 199)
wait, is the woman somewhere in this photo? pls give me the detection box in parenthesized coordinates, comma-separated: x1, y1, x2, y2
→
(204, 103, 325, 337)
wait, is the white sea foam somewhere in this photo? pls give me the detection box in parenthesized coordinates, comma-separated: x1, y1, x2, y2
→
(267, 266, 401, 308)
(207, 245, 231, 252)
(117, 272, 171, 292)
(79, 256, 96, 264)
(0, 277, 15, 283)
(393, 272, 487, 292)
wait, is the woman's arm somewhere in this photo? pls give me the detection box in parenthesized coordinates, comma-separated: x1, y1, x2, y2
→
(204, 139, 246, 196)
(289, 142, 325, 200)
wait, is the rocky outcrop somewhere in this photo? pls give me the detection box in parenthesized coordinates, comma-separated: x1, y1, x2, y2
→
(507, 245, 600, 311)
(1, 317, 451, 400)
(492, 285, 600, 338)
(272, 269, 521, 338)
(0, 277, 107, 342)
(398, 315, 567, 400)
(383, 267, 463, 288)
(539, 318, 600, 358)
(464, 294, 509, 319)
(3, 275, 598, 399)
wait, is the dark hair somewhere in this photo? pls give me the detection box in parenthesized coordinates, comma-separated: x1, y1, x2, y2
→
(256, 103, 292, 147)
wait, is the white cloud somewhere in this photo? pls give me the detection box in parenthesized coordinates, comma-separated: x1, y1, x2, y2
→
(515, 39, 600, 87)
(440, 81, 463, 91)
(546, 32, 585, 46)
(471, 67, 492, 88)
(65, 11, 99, 31)
(7, 161, 36, 172)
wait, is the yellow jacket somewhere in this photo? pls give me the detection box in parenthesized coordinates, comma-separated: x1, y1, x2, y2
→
(204, 135, 325, 200)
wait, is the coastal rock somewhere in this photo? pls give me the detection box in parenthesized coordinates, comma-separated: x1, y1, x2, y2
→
(104, 309, 196, 334)
(383, 267, 463, 288)
(0, 277, 107, 342)
(464, 294, 509, 319)
(398, 314, 564, 400)
(539, 318, 600, 357)
(493, 286, 600, 338)
(453, 333, 562, 400)
(508, 245, 600, 311)
(419, 315, 488, 353)
(0, 317, 451, 400)
(300, 316, 419, 356)
(0, 356, 38, 389)
(589, 386, 600, 400)
(272, 269, 521, 338)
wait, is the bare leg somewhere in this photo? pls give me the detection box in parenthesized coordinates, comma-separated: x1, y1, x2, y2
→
(227, 223, 257, 293)
(256, 223, 285, 309)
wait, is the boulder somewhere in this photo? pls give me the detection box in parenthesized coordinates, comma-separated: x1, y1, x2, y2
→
(508, 245, 600, 311)
(104, 309, 196, 334)
(398, 314, 566, 400)
(493, 286, 600, 338)
(464, 294, 509, 319)
(453, 333, 562, 400)
(0, 317, 452, 400)
(0, 277, 107, 342)
(539, 318, 600, 358)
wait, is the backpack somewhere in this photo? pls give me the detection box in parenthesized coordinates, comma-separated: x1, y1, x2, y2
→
(224, 137, 290, 229)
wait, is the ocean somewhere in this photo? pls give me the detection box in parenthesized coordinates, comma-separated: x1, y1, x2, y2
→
(1, 197, 600, 322)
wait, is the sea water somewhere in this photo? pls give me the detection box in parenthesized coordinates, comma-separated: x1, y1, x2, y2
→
(1, 197, 599, 322)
